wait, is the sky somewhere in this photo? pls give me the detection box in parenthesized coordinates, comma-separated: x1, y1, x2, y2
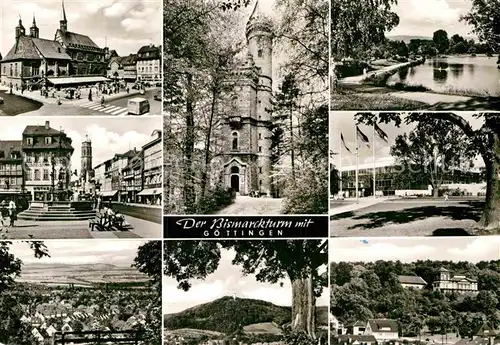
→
(0, 0, 162, 58)
(330, 237, 500, 263)
(164, 245, 329, 314)
(0, 117, 160, 174)
(9, 239, 150, 265)
(387, 0, 474, 39)
(329, 111, 485, 169)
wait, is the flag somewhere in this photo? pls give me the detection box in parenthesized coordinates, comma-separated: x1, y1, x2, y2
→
(341, 133, 351, 153)
(374, 123, 389, 143)
(356, 126, 370, 148)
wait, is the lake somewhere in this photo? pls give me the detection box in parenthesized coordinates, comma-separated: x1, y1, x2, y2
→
(387, 56, 500, 97)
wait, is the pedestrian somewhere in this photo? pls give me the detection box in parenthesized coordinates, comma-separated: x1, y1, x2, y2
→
(8, 199, 16, 228)
(88, 88, 93, 101)
(57, 94, 62, 105)
(0, 200, 5, 232)
(444, 193, 449, 202)
(101, 95, 106, 107)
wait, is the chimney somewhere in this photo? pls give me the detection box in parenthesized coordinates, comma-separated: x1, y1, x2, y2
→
(45, 121, 50, 129)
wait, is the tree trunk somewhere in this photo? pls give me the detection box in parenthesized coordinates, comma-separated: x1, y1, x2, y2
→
(200, 86, 218, 199)
(183, 73, 196, 212)
(291, 275, 316, 338)
(478, 132, 500, 230)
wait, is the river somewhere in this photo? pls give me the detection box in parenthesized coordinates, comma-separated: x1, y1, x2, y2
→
(387, 55, 500, 97)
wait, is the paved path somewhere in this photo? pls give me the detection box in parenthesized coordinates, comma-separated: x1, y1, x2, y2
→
(0, 214, 161, 239)
(387, 91, 472, 106)
(340, 61, 414, 84)
(330, 197, 388, 215)
(216, 196, 284, 215)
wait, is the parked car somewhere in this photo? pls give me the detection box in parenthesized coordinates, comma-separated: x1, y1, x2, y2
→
(154, 90, 161, 101)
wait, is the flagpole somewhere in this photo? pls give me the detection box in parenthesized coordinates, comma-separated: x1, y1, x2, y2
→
(373, 118, 376, 198)
(355, 126, 359, 203)
(339, 132, 342, 197)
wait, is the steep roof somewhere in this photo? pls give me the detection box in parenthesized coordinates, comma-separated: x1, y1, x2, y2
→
(121, 54, 138, 65)
(32, 38, 71, 60)
(23, 124, 63, 136)
(3, 36, 41, 62)
(398, 275, 427, 285)
(476, 323, 498, 337)
(56, 29, 101, 51)
(0, 141, 22, 161)
(137, 45, 161, 60)
(367, 319, 399, 333)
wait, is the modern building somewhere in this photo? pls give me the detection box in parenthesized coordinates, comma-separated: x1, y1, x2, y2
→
(136, 44, 161, 82)
(1, 1, 108, 89)
(22, 121, 74, 201)
(398, 275, 427, 289)
(138, 130, 162, 205)
(337, 157, 485, 197)
(432, 267, 478, 294)
(0, 140, 25, 201)
(212, 1, 273, 196)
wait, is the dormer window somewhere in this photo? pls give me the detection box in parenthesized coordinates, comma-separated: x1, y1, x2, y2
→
(27, 137, 33, 146)
(258, 49, 263, 58)
(45, 137, 52, 145)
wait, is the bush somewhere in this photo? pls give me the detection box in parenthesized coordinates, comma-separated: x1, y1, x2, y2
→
(282, 329, 317, 345)
(196, 184, 235, 214)
(283, 166, 328, 214)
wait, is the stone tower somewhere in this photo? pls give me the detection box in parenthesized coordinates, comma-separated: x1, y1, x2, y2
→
(60, 0, 68, 32)
(15, 18, 26, 40)
(221, 0, 273, 196)
(30, 14, 39, 38)
(81, 135, 92, 182)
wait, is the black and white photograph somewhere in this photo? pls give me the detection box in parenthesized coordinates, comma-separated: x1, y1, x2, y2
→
(164, 240, 328, 345)
(331, 0, 500, 110)
(330, 111, 499, 237)
(0, 0, 162, 116)
(164, 0, 328, 215)
(0, 117, 162, 239)
(0, 239, 161, 344)
(330, 237, 500, 345)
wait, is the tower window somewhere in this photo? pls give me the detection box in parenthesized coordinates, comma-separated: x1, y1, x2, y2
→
(259, 167, 262, 173)
(258, 49, 263, 58)
(231, 166, 239, 174)
(258, 146, 262, 152)
(259, 180, 262, 185)
(232, 132, 239, 150)
(258, 133, 262, 140)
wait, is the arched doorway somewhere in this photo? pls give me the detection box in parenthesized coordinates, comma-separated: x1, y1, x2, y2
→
(230, 166, 240, 192)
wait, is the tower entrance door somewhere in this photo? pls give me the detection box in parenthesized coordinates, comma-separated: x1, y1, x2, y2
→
(230, 166, 240, 192)
(230, 175, 240, 192)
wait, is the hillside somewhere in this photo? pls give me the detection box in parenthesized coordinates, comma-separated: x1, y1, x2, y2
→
(386, 35, 431, 43)
(164, 296, 328, 334)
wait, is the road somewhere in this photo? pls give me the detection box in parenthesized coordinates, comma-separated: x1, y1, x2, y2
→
(0, 214, 161, 239)
(216, 196, 284, 215)
(6, 88, 161, 116)
(330, 198, 484, 237)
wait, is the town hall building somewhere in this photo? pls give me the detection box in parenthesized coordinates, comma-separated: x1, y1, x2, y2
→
(1, 1, 108, 90)
(213, 0, 274, 196)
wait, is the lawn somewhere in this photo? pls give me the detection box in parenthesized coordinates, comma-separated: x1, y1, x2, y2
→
(331, 88, 428, 110)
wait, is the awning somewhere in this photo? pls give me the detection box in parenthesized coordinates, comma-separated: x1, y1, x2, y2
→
(47, 76, 109, 85)
(99, 190, 118, 197)
(137, 188, 160, 196)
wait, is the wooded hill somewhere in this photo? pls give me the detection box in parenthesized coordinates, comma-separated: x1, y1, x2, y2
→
(164, 296, 328, 334)
(330, 260, 500, 338)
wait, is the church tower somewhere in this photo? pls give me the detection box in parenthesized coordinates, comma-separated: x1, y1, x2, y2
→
(81, 136, 92, 182)
(30, 14, 39, 38)
(60, 0, 68, 32)
(220, 0, 274, 196)
(15, 18, 26, 40)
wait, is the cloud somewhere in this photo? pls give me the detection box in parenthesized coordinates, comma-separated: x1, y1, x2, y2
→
(10, 239, 150, 265)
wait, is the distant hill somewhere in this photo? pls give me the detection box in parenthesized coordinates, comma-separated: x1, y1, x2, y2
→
(387, 35, 431, 43)
(17, 262, 148, 286)
(164, 296, 328, 334)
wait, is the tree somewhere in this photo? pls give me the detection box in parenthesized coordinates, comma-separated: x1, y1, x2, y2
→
(461, 0, 500, 59)
(433, 30, 450, 54)
(133, 241, 162, 345)
(390, 118, 473, 197)
(331, 0, 399, 61)
(355, 112, 500, 232)
(165, 240, 327, 339)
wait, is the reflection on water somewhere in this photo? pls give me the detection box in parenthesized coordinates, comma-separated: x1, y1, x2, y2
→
(387, 56, 500, 96)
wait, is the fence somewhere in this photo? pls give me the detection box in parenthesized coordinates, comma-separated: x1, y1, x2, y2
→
(53, 330, 144, 345)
